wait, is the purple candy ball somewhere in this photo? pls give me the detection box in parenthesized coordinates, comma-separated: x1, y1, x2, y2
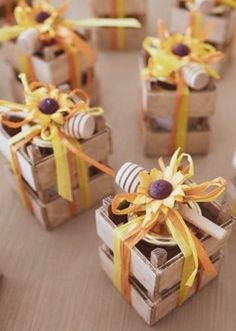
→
(39, 98, 59, 115)
(149, 179, 173, 200)
(172, 43, 190, 57)
(36, 11, 50, 23)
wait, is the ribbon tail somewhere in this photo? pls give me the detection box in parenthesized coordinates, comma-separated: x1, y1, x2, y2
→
(166, 209, 199, 304)
(192, 232, 217, 277)
(71, 139, 92, 209)
(113, 216, 145, 300)
(51, 126, 73, 201)
(60, 132, 115, 177)
(20, 53, 36, 82)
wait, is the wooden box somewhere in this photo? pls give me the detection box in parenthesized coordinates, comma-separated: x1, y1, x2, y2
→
(2, 39, 91, 87)
(92, 15, 146, 50)
(170, 0, 236, 46)
(99, 243, 223, 325)
(10, 70, 100, 106)
(6, 164, 114, 230)
(140, 53, 217, 118)
(89, 0, 147, 17)
(143, 118, 210, 157)
(96, 197, 235, 301)
(0, 116, 112, 204)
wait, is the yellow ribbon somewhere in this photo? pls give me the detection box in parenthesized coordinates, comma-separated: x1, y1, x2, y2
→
(116, 0, 126, 49)
(71, 139, 92, 209)
(50, 125, 73, 201)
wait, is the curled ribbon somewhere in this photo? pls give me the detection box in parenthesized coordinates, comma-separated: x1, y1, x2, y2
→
(111, 149, 226, 304)
(143, 19, 223, 153)
(0, 73, 115, 212)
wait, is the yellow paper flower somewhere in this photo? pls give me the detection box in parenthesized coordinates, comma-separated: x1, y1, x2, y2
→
(113, 149, 225, 226)
(14, 0, 68, 37)
(0, 73, 100, 142)
(17, 74, 81, 134)
(143, 21, 223, 83)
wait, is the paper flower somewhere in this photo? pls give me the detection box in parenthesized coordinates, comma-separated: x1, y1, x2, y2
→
(143, 21, 222, 83)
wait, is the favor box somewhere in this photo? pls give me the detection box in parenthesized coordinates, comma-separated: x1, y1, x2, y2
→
(89, 0, 147, 50)
(139, 52, 216, 156)
(96, 197, 235, 324)
(170, 0, 236, 46)
(0, 115, 114, 230)
(2, 33, 97, 99)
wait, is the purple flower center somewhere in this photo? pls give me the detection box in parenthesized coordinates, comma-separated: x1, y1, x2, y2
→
(39, 98, 59, 115)
(149, 179, 173, 200)
(172, 43, 190, 57)
(36, 11, 50, 23)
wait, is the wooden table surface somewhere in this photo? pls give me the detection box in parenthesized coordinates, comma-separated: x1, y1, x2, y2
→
(0, 1, 236, 330)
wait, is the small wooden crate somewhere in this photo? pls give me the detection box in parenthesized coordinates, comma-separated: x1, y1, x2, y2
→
(140, 53, 217, 118)
(99, 243, 223, 325)
(0, 117, 112, 204)
(96, 197, 235, 301)
(170, 0, 236, 46)
(92, 15, 146, 50)
(143, 118, 210, 157)
(2, 39, 91, 86)
(6, 164, 114, 230)
(10, 70, 100, 106)
(89, 0, 147, 17)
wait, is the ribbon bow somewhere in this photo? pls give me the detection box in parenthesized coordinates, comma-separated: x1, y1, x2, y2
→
(0, 73, 115, 211)
(112, 149, 226, 304)
(0, 0, 140, 93)
(142, 18, 223, 154)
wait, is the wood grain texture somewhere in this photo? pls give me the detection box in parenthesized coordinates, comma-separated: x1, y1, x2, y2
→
(0, 0, 235, 330)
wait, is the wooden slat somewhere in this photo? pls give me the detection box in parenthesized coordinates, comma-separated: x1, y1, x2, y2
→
(143, 119, 210, 157)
